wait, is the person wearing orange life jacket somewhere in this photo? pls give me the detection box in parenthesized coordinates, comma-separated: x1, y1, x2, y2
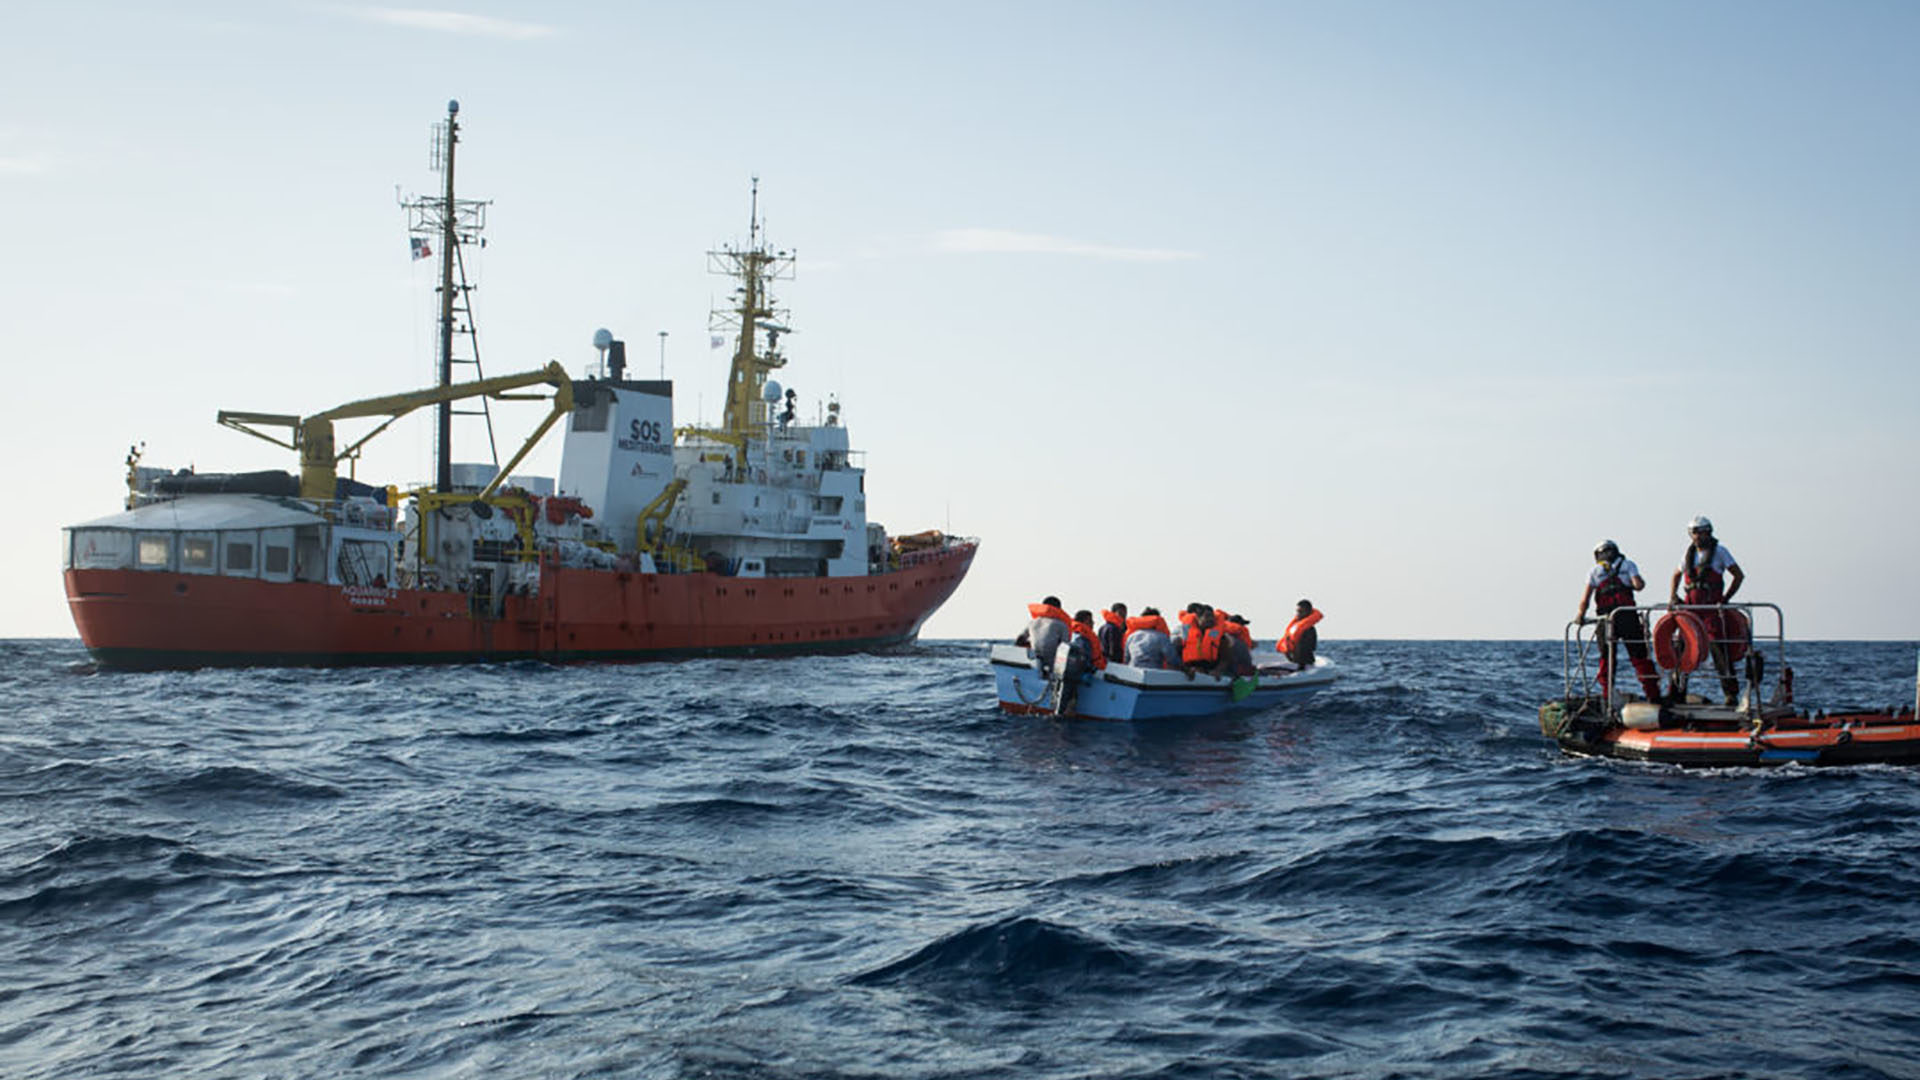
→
(1577, 540, 1661, 703)
(1124, 608, 1175, 670)
(1021, 595, 1072, 676)
(1180, 606, 1221, 678)
(1097, 603, 1129, 666)
(1172, 601, 1222, 651)
(1276, 600, 1322, 667)
(1212, 615, 1256, 677)
(1667, 515, 1744, 705)
(1068, 610, 1108, 671)
(1221, 614, 1254, 653)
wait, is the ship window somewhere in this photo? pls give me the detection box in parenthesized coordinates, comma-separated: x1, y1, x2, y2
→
(294, 527, 325, 582)
(72, 529, 134, 570)
(265, 546, 291, 574)
(711, 491, 721, 505)
(137, 534, 172, 569)
(224, 534, 255, 575)
(182, 535, 216, 571)
(572, 393, 610, 433)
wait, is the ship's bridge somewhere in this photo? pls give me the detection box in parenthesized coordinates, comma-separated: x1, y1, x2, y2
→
(669, 418, 872, 577)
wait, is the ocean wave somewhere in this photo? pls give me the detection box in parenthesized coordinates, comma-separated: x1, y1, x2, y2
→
(850, 914, 1145, 996)
(6, 639, 1920, 1078)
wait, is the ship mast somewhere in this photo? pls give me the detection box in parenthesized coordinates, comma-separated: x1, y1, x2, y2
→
(434, 101, 459, 493)
(708, 178, 795, 439)
(402, 100, 494, 493)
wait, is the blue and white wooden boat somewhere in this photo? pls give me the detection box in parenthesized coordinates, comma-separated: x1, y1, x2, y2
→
(989, 643, 1337, 720)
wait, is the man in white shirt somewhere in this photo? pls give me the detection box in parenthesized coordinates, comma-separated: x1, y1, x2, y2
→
(1669, 515, 1745, 705)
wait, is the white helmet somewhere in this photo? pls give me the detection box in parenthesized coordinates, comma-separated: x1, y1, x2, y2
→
(1594, 539, 1619, 560)
(1687, 515, 1713, 533)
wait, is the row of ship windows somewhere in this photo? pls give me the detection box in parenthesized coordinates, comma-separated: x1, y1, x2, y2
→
(64, 527, 303, 580)
(708, 491, 863, 513)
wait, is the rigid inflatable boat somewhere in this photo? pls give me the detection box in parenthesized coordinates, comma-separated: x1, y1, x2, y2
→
(1539, 602, 1920, 767)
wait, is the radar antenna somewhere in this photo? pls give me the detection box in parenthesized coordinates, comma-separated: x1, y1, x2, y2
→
(707, 177, 796, 439)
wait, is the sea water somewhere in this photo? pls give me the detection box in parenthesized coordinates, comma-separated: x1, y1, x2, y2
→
(3, 639, 1918, 1079)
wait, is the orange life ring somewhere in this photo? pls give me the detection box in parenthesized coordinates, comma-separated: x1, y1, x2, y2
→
(1653, 611, 1709, 672)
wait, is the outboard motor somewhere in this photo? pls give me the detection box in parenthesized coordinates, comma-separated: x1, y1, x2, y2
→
(1049, 639, 1092, 716)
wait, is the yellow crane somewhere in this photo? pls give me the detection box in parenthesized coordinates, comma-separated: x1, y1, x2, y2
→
(217, 362, 574, 502)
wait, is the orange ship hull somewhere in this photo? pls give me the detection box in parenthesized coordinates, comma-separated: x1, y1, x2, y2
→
(67, 543, 975, 670)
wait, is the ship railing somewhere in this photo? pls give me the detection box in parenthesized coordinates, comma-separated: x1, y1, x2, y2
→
(1562, 601, 1788, 717)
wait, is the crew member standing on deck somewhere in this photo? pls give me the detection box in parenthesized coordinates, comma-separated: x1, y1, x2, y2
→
(1577, 540, 1662, 703)
(1668, 516, 1745, 705)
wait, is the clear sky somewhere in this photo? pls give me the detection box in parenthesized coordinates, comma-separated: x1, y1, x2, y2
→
(6, 1, 1917, 641)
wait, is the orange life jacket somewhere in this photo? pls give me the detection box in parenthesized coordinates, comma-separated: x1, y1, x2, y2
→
(1028, 602, 1070, 625)
(1125, 614, 1169, 635)
(1069, 619, 1107, 669)
(1099, 610, 1126, 631)
(1220, 618, 1252, 650)
(1182, 622, 1219, 664)
(1277, 608, 1324, 653)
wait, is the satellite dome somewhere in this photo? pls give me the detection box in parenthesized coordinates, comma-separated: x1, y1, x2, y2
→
(762, 380, 783, 403)
(592, 328, 614, 350)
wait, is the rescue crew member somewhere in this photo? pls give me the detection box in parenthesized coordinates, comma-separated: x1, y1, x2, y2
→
(1069, 609, 1108, 671)
(1577, 539, 1662, 703)
(1023, 595, 1072, 675)
(1098, 603, 1129, 666)
(1124, 607, 1175, 670)
(1277, 600, 1320, 667)
(1668, 515, 1744, 705)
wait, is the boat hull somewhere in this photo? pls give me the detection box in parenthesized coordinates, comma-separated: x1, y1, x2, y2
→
(990, 643, 1336, 720)
(67, 543, 975, 670)
(1540, 698, 1920, 767)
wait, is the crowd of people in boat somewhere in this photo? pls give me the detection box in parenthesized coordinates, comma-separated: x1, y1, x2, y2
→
(1574, 514, 1748, 706)
(1015, 597, 1323, 680)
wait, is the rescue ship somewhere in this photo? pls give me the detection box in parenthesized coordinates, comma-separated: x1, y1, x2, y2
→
(1539, 602, 1920, 767)
(62, 102, 976, 670)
